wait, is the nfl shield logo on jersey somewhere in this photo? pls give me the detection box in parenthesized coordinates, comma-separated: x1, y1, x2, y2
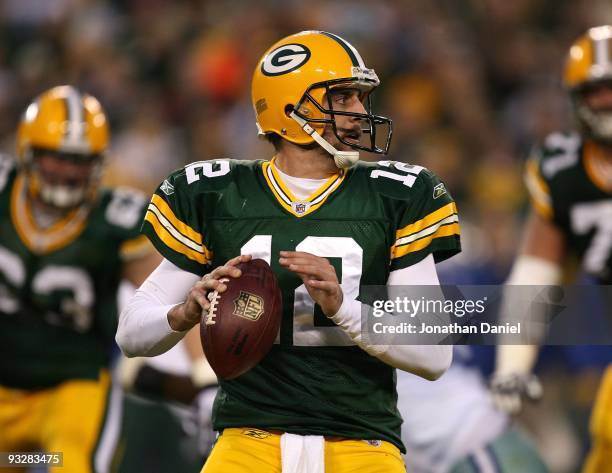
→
(292, 201, 310, 215)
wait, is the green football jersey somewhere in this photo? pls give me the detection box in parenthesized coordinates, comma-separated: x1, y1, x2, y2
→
(143, 158, 461, 452)
(0, 154, 151, 389)
(525, 132, 612, 283)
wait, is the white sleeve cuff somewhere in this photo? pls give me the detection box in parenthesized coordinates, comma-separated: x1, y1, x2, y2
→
(116, 299, 188, 357)
(329, 253, 452, 379)
(330, 298, 389, 357)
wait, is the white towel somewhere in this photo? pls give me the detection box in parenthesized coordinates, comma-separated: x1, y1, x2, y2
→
(280, 432, 325, 473)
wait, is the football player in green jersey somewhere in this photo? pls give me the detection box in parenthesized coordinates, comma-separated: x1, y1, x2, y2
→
(489, 26, 612, 473)
(0, 86, 161, 473)
(117, 30, 461, 473)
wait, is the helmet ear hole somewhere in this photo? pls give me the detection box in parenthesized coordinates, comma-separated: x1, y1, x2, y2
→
(284, 104, 294, 117)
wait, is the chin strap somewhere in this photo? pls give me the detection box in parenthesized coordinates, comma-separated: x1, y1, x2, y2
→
(289, 111, 359, 169)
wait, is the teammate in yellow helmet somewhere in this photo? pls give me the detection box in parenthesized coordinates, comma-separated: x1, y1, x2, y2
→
(489, 26, 612, 473)
(0, 85, 160, 473)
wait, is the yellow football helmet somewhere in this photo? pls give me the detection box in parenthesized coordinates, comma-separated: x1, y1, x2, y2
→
(252, 30, 392, 168)
(564, 25, 612, 142)
(17, 85, 109, 208)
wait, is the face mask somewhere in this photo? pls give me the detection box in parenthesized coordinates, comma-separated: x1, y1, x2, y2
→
(39, 184, 87, 208)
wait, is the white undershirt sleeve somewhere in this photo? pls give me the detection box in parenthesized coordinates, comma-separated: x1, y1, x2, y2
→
(116, 258, 201, 357)
(495, 255, 562, 376)
(117, 253, 453, 380)
(329, 254, 453, 380)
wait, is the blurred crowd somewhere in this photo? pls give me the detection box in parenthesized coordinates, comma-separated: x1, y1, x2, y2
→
(1, 2, 611, 471)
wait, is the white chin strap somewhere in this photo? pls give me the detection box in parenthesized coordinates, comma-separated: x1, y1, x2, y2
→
(289, 111, 359, 169)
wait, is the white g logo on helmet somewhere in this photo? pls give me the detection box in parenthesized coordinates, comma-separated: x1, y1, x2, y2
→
(261, 44, 311, 76)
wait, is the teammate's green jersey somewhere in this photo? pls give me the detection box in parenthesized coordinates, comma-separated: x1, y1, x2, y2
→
(143, 158, 461, 451)
(0, 155, 151, 389)
(525, 132, 612, 283)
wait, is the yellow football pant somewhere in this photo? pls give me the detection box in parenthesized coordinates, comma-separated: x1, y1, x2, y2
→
(202, 427, 406, 473)
(583, 365, 612, 473)
(0, 370, 120, 473)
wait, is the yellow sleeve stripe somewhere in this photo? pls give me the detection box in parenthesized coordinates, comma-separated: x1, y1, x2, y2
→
(395, 214, 459, 247)
(144, 210, 211, 264)
(396, 202, 457, 240)
(392, 223, 460, 259)
(120, 235, 155, 261)
(524, 160, 553, 220)
(151, 194, 202, 244)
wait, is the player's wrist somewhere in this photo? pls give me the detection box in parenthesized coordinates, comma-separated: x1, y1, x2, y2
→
(323, 290, 344, 317)
(167, 303, 199, 332)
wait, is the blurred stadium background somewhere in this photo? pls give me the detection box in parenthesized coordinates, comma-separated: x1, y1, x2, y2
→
(1, 1, 611, 472)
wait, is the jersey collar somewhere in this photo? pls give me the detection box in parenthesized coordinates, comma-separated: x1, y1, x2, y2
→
(261, 157, 346, 217)
(11, 174, 90, 254)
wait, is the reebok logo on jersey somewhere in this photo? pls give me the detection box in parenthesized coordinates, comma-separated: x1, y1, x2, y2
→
(160, 180, 174, 195)
(433, 183, 447, 199)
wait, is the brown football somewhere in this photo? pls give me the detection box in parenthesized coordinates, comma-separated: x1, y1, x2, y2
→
(200, 258, 282, 380)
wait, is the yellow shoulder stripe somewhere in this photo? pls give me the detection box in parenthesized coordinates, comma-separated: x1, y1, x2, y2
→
(120, 234, 155, 261)
(392, 222, 460, 259)
(524, 160, 553, 220)
(151, 194, 202, 244)
(144, 210, 210, 264)
(396, 202, 457, 240)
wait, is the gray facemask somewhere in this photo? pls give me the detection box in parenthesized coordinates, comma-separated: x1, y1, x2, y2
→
(576, 99, 612, 144)
(39, 184, 88, 208)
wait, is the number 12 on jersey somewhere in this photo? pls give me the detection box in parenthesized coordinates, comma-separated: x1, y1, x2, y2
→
(241, 235, 362, 347)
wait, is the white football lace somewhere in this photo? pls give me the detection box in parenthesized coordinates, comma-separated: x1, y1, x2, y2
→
(204, 277, 229, 326)
(205, 292, 219, 326)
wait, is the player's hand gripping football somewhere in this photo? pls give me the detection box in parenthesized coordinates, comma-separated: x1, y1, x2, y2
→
(489, 372, 543, 414)
(168, 254, 253, 331)
(279, 251, 343, 316)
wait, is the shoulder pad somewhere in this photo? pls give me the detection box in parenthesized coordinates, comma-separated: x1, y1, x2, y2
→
(164, 159, 257, 194)
(361, 160, 439, 201)
(537, 132, 582, 180)
(102, 186, 148, 231)
(0, 153, 17, 193)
